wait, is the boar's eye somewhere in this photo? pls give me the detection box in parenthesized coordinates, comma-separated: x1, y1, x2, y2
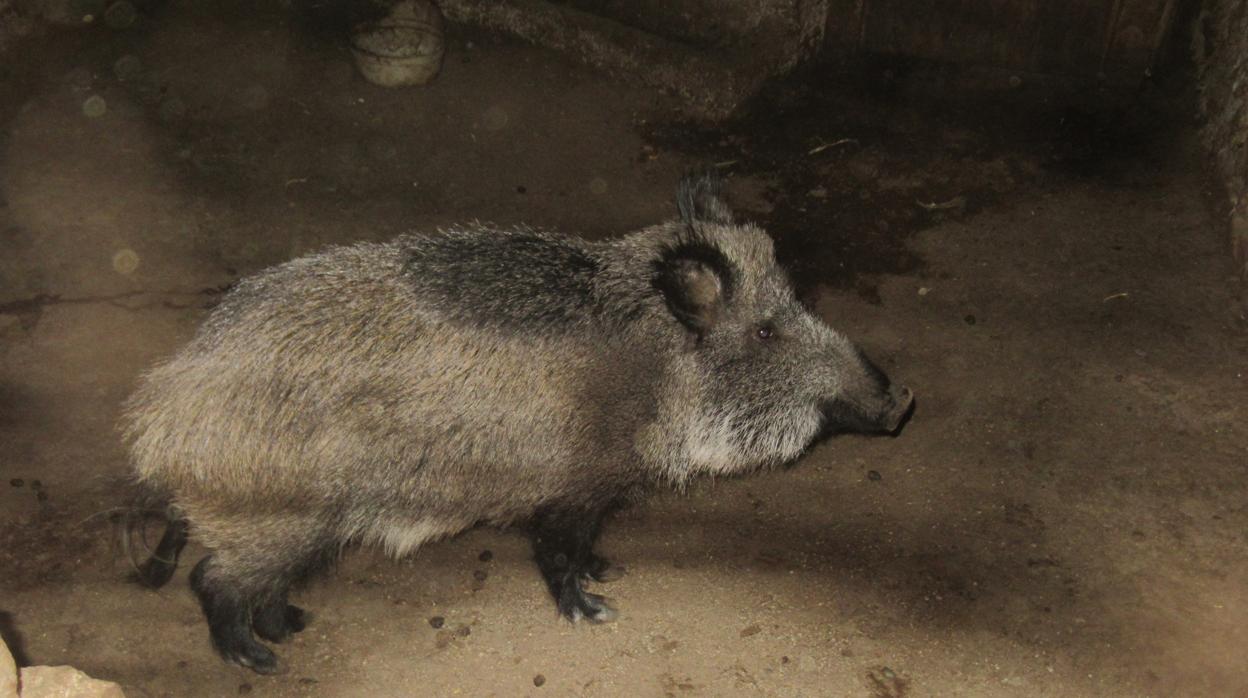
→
(755, 324, 775, 341)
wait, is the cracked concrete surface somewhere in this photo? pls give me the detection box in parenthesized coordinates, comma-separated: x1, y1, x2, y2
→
(2, 2, 1248, 697)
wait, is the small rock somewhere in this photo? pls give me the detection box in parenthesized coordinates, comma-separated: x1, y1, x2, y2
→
(533, 674, 546, 687)
(9, 478, 22, 487)
(917, 287, 930, 296)
(238, 683, 252, 694)
(83, 95, 108, 118)
(112, 248, 140, 275)
(478, 549, 494, 562)
(807, 187, 827, 199)
(881, 667, 896, 679)
(1, 635, 16, 698)
(428, 615, 444, 629)
(298, 677, 318, 685)
(472, 569, 488, 581)
(867, 470, 882, 482)
(514, 186, 526, 195)
(19, 665, 126, 698)
(964, 314, 977, 325)
(739, 624, 761, 637)
(31, 480, 42, 490)
(455, 625, 471, 637)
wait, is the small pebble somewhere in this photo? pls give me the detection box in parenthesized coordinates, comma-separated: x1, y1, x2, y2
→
(82, 95, 107, 118)
(781, 656, 790, 664)
(112, 249, 140, 275)
(31, 480, 42, 490)
(964, 314, 977, 325)
(428, 616, 444, 629)
(9, 478, 22, 487)
(455, 625, 471, 637)
(881, 667, 896, 679)
(238, 683, 252, 695)
(473, 570, 488, 581)
(36, 491, 49, 502)
(478, 549, 494, 562)
(533, 674, 546, 687)
(867, 470, 882, 482)
(298, 677, 317, 685)
(515, 186, 526, 195)
(739, 624, 761, 637)
(917, 287, 930, 296)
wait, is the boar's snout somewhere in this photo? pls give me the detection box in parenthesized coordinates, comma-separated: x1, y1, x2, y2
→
(819, 368, 915, 437)
(881, 384, 914, 434)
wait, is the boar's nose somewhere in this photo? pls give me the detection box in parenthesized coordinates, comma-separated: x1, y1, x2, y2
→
(882, 385, 914, 433)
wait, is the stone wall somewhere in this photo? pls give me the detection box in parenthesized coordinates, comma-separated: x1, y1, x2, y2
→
(1193, 0, 1248, 308)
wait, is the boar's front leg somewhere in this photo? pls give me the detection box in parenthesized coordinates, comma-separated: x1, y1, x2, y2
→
(529, 503, 620, 623)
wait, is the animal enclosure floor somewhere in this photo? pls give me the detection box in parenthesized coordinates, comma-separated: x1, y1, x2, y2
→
(2, 3, 1248, 696)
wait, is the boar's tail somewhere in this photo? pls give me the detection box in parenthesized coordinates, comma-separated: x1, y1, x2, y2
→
(122, 497, 190, 589)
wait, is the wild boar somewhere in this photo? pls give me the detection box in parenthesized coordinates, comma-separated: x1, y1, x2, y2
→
(124, 173, 913, 672)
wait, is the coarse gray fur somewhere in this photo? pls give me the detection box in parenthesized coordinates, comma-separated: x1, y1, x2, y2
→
(122, 173, 912, 672)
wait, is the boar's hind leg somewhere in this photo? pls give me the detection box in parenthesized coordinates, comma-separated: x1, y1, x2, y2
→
(251, 543, 333, 643)
(190, 554, 280, 673)
(529, 504, 619, 623)
(188, 523, 334, 673)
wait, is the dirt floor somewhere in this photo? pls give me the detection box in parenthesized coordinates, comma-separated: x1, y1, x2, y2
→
(2, 2, 1248, 697)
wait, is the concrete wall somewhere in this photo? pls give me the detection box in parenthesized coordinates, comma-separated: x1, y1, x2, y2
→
(552, 0, 825, 70)
(1193, 0, 1248, 307)
(823, 0, 1179, 84)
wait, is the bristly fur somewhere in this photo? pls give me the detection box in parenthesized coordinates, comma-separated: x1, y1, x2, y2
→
(122, 171, 910, 673)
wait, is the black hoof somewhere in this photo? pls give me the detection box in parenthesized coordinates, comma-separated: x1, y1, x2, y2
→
(556, 577, 617, 624)
(254, 603, 307, 643)
(285, 604, 307, 633)
(222, 638, 280, 674)
(583, 554, 626, 584)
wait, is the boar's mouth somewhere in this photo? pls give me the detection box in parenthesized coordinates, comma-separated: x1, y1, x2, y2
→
(819, 385, 914, 437)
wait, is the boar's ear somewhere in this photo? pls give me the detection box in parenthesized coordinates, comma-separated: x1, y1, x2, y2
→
(654, 243, 733, 334)
(677, 171, 733, 226)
